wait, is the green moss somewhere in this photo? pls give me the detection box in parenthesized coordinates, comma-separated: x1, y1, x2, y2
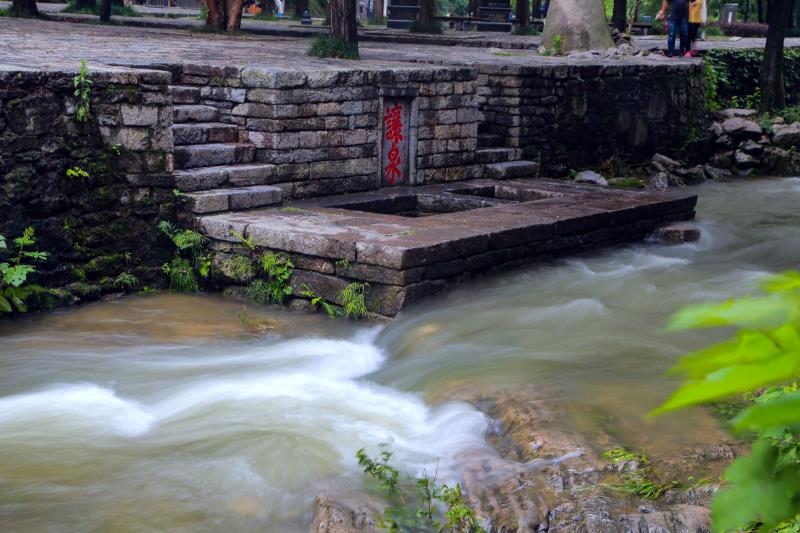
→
(24, 285, 73, 310)
(70, 265, 87, 281)
(69, 282, 102, 300)
(608, 177, 645, 189)
(83, 253, 129, 276)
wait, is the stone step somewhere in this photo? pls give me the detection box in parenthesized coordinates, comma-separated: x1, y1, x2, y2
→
(477, 133, 505, 148)
(173, 122, 239, 146)
(174, 143, 256, 170)
(485, 160, 539, 180)
(475, 147, 522, 164)
(186, 185, 283, 214)
(169, 85, 201, 105)
(173, 104, 219, 124)
(174, 163, 278, 192)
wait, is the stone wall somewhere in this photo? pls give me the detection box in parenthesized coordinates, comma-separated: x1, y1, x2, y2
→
(477, 61, 707, 173)
(166, 63, 481, 197)
(0, 66, 176, 308)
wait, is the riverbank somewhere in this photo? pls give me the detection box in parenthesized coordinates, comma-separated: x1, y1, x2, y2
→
(1, 177, 797, 530)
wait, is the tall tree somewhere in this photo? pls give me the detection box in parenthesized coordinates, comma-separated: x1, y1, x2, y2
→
(374, 0, 383, 22)
(541, 0, 614, 51)
(205, 0, 246, 31)
(515, 0, 530, 31)
(469, 0, 479, 17)
(761, 0, 793, 110)
(100, 0, 111, 21)
(418, 0, 435, 30)
(9, 0, 39, 16)
(330, 0, 358, 49)
(295, 0, 308, 17)
(611, 0, 627, 32)
(757, 0, 765, 21)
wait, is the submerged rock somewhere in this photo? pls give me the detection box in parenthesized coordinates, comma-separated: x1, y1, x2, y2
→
(654, 223, 701, 244)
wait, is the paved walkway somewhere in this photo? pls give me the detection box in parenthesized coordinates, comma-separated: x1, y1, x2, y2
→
(1, 15, 798, 74)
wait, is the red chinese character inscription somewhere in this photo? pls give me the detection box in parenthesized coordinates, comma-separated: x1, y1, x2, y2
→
(383, 103, 404, 186)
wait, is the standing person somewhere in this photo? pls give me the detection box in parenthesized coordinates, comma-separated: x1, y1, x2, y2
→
(656, 0, 689, 57)
(685, 0, 707, 57)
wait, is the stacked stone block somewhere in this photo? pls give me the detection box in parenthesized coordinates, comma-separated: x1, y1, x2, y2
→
(0, 66, 176, 301)
(477, 62, 707, 173)
(169, 63, 481, 198)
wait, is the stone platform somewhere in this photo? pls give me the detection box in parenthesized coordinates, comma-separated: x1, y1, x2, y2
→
(199, 179, 697, 316)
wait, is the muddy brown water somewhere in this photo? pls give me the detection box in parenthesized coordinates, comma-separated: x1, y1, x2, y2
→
(1, 178, 798, 531)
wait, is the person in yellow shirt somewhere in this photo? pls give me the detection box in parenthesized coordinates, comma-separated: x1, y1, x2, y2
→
(686, 0, 707, 57)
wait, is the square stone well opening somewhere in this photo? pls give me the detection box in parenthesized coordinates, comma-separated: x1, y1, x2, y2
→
(329, 184, 560, 218)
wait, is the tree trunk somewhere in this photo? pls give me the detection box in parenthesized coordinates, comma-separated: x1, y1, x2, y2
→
(10, 0, 40, 16)
(542, 0, 614, 51)
(75, 0, 95, 10)
(225, 0, 245, 29)
(757, 0, 764, 21)
(626, 0, 641, 32)
(418, 0, 434, 28)
(374, 0, 383, 22)
(761, 0, 792, 111)
(330, 0, 358, 47)
(469, 0, 479, 17)
(611, 0, 626, 32)
(99, 0, 111, 20)
(295, 0, 308, 16)
(515, 0, 529, 28)
(531, 0, 541, 17)
(206, 0, 227, 31)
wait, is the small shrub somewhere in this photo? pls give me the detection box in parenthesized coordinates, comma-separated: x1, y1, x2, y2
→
(64, 0, 141, 16)
(73, 59, 92, 123)
(113, 271, 139, 290)
(338, 282, 368, 320)
(246, 279, 272, 304)
(227, 255, 255, 283)
(356, 447, 485, 532)
(308, 35, 359, 59)
(260, 252, 294, 304)
(511, 24, 539, 36)
(162, 257, 198, 293)
(704, 25, 723, 38)
(299, 285, 341, 318)
(66, 166, 90, 179)
(0, 227, 48, 315)
(409, 19, 443, 34)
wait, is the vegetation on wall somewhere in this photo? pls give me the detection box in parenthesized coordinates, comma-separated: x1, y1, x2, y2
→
(652, 271, 800, 532)
(0, 228, 48, 315)
(158, 221, 208, 293)
(705, 48, 800, 108)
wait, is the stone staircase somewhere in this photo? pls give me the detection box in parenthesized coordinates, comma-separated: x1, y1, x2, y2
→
(476, 135, 539, 180)
(170, 86, 283, 215)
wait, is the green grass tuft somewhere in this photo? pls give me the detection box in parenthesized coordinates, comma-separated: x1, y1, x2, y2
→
(308, 35, 359, 59)
(338, 282, 368, 320)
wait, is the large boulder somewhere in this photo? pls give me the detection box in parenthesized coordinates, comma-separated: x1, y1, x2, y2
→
(771, 122, 800, 148)
(720, 117, 763, 140)
(541, 0, 614, 52)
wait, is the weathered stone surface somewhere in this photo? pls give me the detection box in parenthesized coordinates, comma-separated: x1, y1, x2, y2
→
(173, 143, 255, 170)
(772, 122, 800, 147)
(654, 223, 701, 244)
(173, 104, 219, 123)
(720, 117, 763, 139)
(573, 170, 608, 186)
(172, 122, 238, 146)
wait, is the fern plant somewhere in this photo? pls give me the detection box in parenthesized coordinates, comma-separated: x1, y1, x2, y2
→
(157, 221, 207, 292)
(0, 227, 48, 314)
(73, 59, 92, 123)
(260, 252, 294, 305)
(299, 284, 341, 318)
(338, 282, 368, 320)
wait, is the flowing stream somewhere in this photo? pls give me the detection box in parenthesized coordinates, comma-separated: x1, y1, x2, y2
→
(1, 178, 799, 532)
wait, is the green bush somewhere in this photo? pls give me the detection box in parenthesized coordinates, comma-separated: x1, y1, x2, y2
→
(63, 0, 141, 17)
(409, 19, 443, 34)
(652, 271, 800, 532)
(308, 35, 359, 59)
(705, 48, 800, 108)
(0, 228, 48, 315)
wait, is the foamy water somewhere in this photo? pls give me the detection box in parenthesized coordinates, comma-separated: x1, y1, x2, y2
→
(0, 178, 798, 531)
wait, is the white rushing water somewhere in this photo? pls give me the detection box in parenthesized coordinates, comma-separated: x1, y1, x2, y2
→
(0, 178, 798, 531)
